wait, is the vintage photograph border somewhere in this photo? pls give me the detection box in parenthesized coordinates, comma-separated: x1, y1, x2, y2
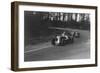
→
(11, 1, 98, 71)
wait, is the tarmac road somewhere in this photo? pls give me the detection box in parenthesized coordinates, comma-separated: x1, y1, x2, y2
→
(24, 28, 90, 61)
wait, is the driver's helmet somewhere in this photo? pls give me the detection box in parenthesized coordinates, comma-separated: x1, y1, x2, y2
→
(61, 32, 66, 37)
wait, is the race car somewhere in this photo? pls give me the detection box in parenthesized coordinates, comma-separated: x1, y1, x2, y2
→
(51, 32, 74, 46)
(68, 31, 80, 38)
(74, 31, 80, 38)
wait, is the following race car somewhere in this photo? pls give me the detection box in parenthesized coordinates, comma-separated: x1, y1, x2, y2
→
(68, 31, 80, 38)
(74, 31, 80, 38)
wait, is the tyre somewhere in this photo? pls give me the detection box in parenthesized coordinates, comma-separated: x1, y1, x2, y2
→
(51, 36, 61, 46)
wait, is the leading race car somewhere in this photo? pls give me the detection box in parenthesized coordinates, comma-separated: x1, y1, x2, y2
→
(51, 32, 74, 46)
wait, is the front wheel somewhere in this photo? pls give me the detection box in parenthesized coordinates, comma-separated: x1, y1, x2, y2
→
(51, 38, 60, 46)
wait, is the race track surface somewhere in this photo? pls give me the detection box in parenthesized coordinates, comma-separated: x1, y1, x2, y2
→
(24, 28, 90, 61)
